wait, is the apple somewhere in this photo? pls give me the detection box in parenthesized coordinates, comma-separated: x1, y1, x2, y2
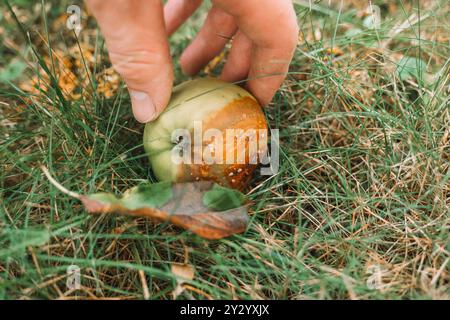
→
(143, 78, 268, 190)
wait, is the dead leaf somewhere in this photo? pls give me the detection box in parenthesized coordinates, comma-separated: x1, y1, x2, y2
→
(171, 263, 195, 299)
(325, 47, 344, 57)
(171, 263, 195, 281)
(79, 181, 248, 240)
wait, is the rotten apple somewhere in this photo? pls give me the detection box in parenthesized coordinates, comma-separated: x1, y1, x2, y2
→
(143, 78, 268, 190)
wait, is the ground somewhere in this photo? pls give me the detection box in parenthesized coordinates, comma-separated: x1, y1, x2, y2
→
(0, 0, 449, 299)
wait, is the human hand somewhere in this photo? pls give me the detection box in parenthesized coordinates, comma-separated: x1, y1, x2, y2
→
(85, 0, 298, 123)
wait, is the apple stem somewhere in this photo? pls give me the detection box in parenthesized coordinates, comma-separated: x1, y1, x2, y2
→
(40, 165, 81, 199)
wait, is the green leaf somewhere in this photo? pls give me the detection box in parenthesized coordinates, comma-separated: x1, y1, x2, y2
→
(202, 184, 246, 211)
(121, 181, 173, 209)
(88, 181, 173, 210)
(87, 193, 120, 205)
(0, 60, 26, 83)
(396, 56, 427, 81)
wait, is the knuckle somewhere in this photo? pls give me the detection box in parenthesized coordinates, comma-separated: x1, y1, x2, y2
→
(207, 8, 236, 36)
(108, 49, 171, 84)
(210, 9, 232, 26)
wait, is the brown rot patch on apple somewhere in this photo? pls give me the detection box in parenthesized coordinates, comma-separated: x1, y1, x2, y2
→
(176, 95, 268, 191)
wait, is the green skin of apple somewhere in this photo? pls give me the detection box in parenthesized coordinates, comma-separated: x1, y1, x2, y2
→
(143, 78, 263, 184)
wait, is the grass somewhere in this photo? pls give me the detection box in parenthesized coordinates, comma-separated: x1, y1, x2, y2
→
(0, 0, 449, 299)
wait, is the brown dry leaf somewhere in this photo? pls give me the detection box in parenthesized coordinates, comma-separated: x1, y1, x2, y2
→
(171, 263, 195, 299)
(19, 48, 80, 99)
(18, 41, 117, 101)
(95, 67, 121, 99)
(325, 47, 344, 57)
(171, 263, 195, 281)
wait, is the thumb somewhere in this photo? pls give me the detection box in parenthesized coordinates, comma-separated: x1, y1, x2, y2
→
(86, 0, 173, 123)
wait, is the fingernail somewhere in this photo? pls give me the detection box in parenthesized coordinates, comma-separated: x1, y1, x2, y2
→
(129, 90, 157, 123)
